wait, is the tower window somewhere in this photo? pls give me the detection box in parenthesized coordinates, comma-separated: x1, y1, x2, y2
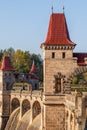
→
(62, 52, 65, 59)
(52, 52, 55, 58)
(55, 78, 61, 93)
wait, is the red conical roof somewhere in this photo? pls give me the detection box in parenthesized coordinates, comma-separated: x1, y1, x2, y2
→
(0, 55, 13, 71)
(30, 60, 36, 73)
(44, 13, 75, 45)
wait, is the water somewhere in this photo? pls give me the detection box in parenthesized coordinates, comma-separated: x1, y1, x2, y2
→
(5, 107, 20, 130)
(5, 108, 41, 130)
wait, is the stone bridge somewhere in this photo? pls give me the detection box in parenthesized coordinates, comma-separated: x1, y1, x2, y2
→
(11, 89, 43, 119)
(3, 89, 43, 130)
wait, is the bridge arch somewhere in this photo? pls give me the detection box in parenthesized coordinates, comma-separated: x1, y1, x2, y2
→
(65, 66, 87, 92)
(69, 66, 87, 82)
(22, 99, 31, 116)
(32, 100, 41, 119)
(11, 98, 20, 112)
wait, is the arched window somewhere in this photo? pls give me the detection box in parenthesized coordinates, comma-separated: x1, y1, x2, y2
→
(54, 77, 61, 93)
(57, 78, 61, 92)
(54, 72, 66, 93)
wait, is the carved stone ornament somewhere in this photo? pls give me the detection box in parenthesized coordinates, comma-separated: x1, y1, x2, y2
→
(53, 72, 66, 93)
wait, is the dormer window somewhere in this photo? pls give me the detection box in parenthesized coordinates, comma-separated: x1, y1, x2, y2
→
(52, 52, 55, 58)
(62, 52, 65, 59)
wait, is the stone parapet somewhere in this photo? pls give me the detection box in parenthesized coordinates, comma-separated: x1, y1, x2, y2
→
(43, 94, 65, 105)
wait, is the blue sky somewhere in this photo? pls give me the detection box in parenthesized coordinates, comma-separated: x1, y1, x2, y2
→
(0, 0, 87, 56)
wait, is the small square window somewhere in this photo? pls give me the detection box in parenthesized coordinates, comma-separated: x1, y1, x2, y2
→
(52, 52, 55, 58)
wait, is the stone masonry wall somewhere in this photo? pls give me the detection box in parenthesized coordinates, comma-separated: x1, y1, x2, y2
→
(45, 104, 65, 130)
(44, 49, 78, 93)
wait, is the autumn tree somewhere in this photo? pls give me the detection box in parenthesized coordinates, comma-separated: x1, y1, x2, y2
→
(12, 49, 30, 73)
(0, 48, 43, 82)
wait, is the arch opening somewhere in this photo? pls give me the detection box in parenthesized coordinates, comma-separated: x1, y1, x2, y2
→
(69, 68, 87, 92)
(22, 99, 30, 116)
(11, 98, 20, 112)
(32, 101, 41, 119)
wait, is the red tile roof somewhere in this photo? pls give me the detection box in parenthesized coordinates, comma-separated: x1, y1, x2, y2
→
(30, 60, 36, 73)
(73, 53, 87, 65)
(44, 13, 75, 45)
(0, 55, 13, 71)
(29, 73, 38, 79)
(14, 73, 38, 80)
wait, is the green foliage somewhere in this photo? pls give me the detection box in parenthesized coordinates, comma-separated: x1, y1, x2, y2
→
(30, 53, 43, 81)
(11, 49, 30, 73)
(71, 72, 87, 92)
(72, 76, 78, 84)
(0, 47, 43, 82)
(72, 72, 87, 85)
(83, 72, 87, 82)
(4, 47, 15, 56)
(0, 50, 4, 66)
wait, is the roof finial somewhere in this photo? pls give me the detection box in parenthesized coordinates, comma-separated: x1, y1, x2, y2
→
(51, 6, 53, 13)
(63, 6, 65, 13)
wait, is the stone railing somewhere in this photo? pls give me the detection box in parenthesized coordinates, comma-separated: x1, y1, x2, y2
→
(11, 89, 43, 98)
(43, 94, 66, 104)
(71, 85, 87, 92)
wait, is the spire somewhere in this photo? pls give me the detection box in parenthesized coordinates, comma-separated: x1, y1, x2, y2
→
(0, 55, 13, 71)
(30, 60, 36, 73)
(43, 13, 75, 45)
(63, 6, 65, 13)
(51, 6, 53, 14)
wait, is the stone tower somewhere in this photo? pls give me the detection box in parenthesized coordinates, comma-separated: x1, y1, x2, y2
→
(41, 12, 77, 130)
(0, 55, 14, 130)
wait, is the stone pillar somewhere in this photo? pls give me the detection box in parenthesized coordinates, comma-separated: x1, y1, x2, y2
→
(65, 110, 69, 130)
(67, 111, 70, 130)
(19, 98, 22, 119)
(1, 93, 11, 130)
(30, 101, 33, 124)
(43, 104, 46, 130)
(41, 104, 44, 130)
